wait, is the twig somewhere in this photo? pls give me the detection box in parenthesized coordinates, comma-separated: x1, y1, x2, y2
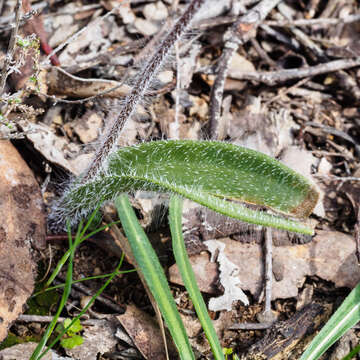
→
(0, 1, 46, 25)
(265, 13, 360, 27)
(305, 121, 360, 156)
(0, 9, 37, 32)
(40, 3, 125, 66)
(250, 37, 277, 68)
(313, 175, 360, 182)
(263, 227, 273, 321)
(209, 0, 281, 139)
(276, 2, 360, 99)
(195, 12, 360, 31)
(56, 273, 124, 313)
(226, 58, 360, 86)
(260, 24, 301, 51)
(17, 314, 112, 325)
(0, 0, 22, 95)
(229, 322, 272, 330)
(264, 77, 310, 106)
(81, 0, 206, 182)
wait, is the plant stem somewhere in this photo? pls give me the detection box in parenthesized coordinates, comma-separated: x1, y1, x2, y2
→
(82, 0, 206, 182)
(209, 0, 281, 139)
(115, 194, 195, 359)
(0, 0, 21, 95)
(169, 196, 224, 360)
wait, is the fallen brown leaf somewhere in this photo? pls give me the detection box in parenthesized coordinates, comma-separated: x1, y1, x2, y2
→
(117, 304, 177, 360)
(42, 67, 130, 99)
(0, 141, 46, 341)
(169, 231, 360, 301)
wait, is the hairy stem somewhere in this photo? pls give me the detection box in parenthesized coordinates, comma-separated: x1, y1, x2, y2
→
(82, 0, 206, 182)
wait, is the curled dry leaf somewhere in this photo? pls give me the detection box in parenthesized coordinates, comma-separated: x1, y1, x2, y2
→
(0, 141, 46, 341)
(41, 67, 130, 99)
(19, 119, 92, 176)
(117, 305, 177, 360)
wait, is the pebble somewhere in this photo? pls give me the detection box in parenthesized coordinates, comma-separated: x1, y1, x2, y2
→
(143, 2, 168, 22)
(133, 18, 159, 36)
(119, 5, 136, 24)
(157, 70, 173, 84)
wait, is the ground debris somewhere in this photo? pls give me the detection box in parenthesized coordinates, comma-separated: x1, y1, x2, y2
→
(0, 141, 45, 342)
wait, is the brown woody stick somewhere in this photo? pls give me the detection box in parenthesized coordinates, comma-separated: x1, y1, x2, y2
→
(209, 0, 281, 140)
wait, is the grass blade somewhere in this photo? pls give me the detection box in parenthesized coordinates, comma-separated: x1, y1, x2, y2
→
(300, 282, 360, 360)
(169, 195, 224, 360)
(57, 140, 318, 234)
(115, 194, 195, 360)
(30, 222, 78, 360)
(37, 254, 126, 360)
(342, 343, 360, 360)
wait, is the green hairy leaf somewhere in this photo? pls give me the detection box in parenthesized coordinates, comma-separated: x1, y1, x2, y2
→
(55, 140, 318, 234)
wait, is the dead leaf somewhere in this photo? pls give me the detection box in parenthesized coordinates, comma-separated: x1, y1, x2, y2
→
(169, 231, 360, 301)
(72, 112, 103, 144)
(0, 141, 46, 341)
(205, 240, 249, 311)
(169, 251, 219, 294)
(65, 318, 117, 360)
(57, 16, 111, 66)
(116, 304, 177, 360)
(0, 342, 61, 360)
(19, 120, 91, 176)
(43, 67, 130, 99)
(228, 53, 255, 78)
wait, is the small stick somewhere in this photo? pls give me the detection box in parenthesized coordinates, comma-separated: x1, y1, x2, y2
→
(0, 0, 22, 95)
(313, 175, 360, 182)
(40, 3, 124, 66)
(17, 314, 110, 325)
(264, 13, 360, 27)
(262, 227, 273, 321)
(229, 322, 272, 330)
(0, 1, 46, 25)
(56, 273, 124, 313)
(0, 9, 37, 32)
(276, 2, 360, 99)
(260, 24, 301, 51)
(209, 0, 281, 139)
(225, 58, 360, 86)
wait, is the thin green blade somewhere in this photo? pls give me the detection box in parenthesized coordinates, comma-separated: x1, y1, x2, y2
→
(301, 282, 360, 360)
(169, 195, 224, 360)
(115, 194, 195, 360)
